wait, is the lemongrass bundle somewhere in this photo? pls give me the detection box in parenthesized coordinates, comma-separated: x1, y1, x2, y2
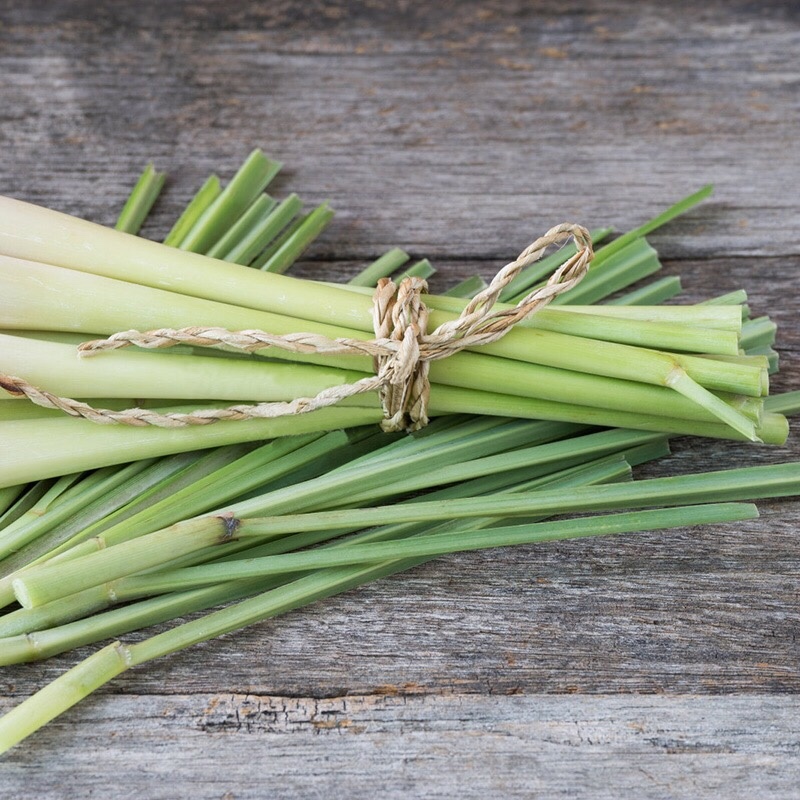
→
(0, 154, 797, 757)
(0, 179, 783, 491)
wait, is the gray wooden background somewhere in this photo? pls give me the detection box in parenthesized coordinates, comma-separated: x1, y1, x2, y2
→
(1, 1, 799, 797)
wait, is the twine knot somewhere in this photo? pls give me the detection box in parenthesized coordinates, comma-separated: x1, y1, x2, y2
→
(1, 223, 593, 430)
(372, 276, 432, 431)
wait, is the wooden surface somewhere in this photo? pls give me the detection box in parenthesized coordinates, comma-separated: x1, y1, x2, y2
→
(1, 1, 799, 796)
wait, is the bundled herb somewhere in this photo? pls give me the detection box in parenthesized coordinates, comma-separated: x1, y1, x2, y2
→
(0, 152, 797, 755)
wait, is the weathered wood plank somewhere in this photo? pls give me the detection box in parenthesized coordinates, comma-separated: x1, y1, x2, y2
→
(0, 1, 798, 259)
(1, 693, 798, 799)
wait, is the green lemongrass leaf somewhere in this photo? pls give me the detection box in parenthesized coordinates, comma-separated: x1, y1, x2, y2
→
(205, 194, 277, 259)
(498, 227, 613, 301)
(119, 503, 759, 591)
(700, 289, 749, 306)
(0, 424, 596, 639)
(225, 460, 800, 536)
(765, 391, 800, 416)
(13, 420, 603, 600)
(590, 185, 714, 267)
(605, 276, 683, 306)
(178, 150, 281, 253)
(14, 446, 251, 572)
(0, 480, 57, 533)
(548, 238, 661, 306)
(163, 175, 222, 247)
(552, 305, 742, 331)
(0, 466, 145, 563)
(114, 163, 166, 235)
(393, 259, 435, 282)
(443, 275, 488, 298)
(666, 368, 758, 440)
(257, 202, 334, 273)
(0, 484, 26, 521)
(0, 445, 640, 652)
(224, 194, 304, 266)
(63, 432, 352, 558)
(740, 316, 777, 351)
(348, 248, 410, 287)
(0, 496, 743, 754)
(0, 456, 188, 580)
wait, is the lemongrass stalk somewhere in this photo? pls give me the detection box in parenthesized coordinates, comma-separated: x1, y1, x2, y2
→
(0, 441, 330, 608)
(547, 238, 661, 306)
(394, 259, 435, 282)
(498, 227, 613, 301)
(701, 289, 749, 306)
(292, 458, 800, 525)
(224, 194, 304, 266)
(117, 503, 759, 592)
(548, 305, 742, 330)
(0, 381, 782, 493)
(179, 150, 281, 253)
(57, 432, 356, 560)
(590, 185, 714, 267)
(0, 480, 56, 531)
(0, 468, 133, 561)
(0, 472, 83, 531)
(322, 283, 743, 353)
(0, 256, 766, 406)
(0, 331, 762, 428)
(0, 425, 556, 637)
(740, 317, 777, 351)
(122, 455, 639, 588)
(142, 428, 648, 580)
(348, 248, 410, 287)
(256, 203, 334, 273)
(0, 446, 249, 579)
(169, 458, 800, 547)
(0, 583, 114, 639)
(605, 276, 683, 306)
(0, 484, 25, 519)
(0, 405, 380, 489)
(443, 275, 488, 298)
(53, 418, 560, 558)
(36, 445, 254, 560)
(0, 448, 642, 647)
(0, 194, 709, 370)
(18, 419, 591, 591)
(0, 500, 746, 755)
(114, 163, 166, 235)
(205, 194, 277, 259)
(0, 332, 374, 404)
(0, 642, 133, 753)
(0, 451, 237, 608)
(163, 175, 221, 246)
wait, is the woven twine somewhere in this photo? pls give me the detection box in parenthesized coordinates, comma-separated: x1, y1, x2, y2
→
(0, 223, 593, 432)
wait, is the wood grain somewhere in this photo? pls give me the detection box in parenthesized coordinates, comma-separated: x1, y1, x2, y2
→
(1, 0, 799, 795)
(1, 693, 798, 799)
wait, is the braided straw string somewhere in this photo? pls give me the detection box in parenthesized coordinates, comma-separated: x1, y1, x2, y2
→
(0, 223, 593, 432)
